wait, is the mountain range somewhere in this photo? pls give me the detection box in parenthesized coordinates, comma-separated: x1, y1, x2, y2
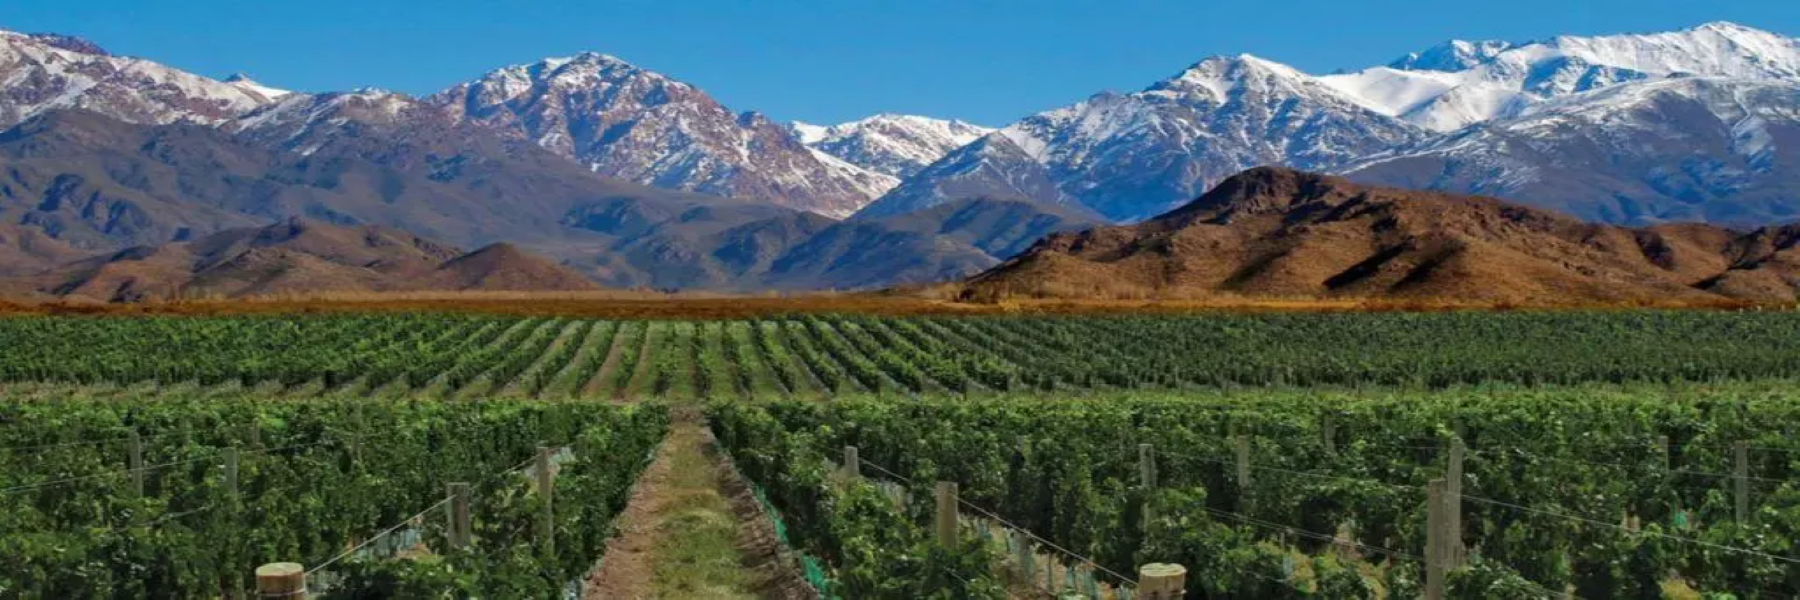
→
(875, 22, 1800, 227)
(1, 21, 1800, 297)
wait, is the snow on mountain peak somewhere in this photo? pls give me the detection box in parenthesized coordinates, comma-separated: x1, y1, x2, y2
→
(1151, 53, 1337, 104)
(795, 113, 995, 182)
(223, 73, 292, 101)
(0, 30, 282, 129)
(1388, 39, 1514, 72)
(1323, 22, 1800, 131)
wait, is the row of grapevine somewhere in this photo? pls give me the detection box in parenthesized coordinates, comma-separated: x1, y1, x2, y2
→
(709, 400, 1008, 597)
(718, 381, 1800, 597)
(11, 312, 1800, 398)
(799, 318, 891, 393)
(540, 320, 618, 398)
(0, 390, 667, 597)
(514, 320, 594, 397)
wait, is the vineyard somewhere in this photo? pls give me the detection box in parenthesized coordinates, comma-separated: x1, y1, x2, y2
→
(6, 311, 1800, 395)
(714, 383, 1800, 598)
(0, 390, 666, 597)
(3, 311, 1800, 597)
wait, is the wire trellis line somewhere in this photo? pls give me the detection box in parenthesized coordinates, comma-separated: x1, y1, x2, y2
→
(306, 495, 454, 575)
(856, 457, 1136, 587)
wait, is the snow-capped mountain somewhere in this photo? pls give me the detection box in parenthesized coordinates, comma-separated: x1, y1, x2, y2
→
(1321, 21, 1800, 131)
(861, 134, 1078, 220)
(0, 31, 904, 219)
(424, 53, 886, 217)
(870, 21, 1800, 226)
(1344, 77, 1800, 225)
(793, 114, 992, 181)
(0, 30, 282, 128)
(861, 55, 1425, 221)
(233, 88, 439, 157)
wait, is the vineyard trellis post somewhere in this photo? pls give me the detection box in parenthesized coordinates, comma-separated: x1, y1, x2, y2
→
(1425, 477, 1449, 600)
(1140, 443, 1157, 525)
(1014, 529, 1035, 580)
(1657, 435, 1670, 470)
(1139, 443, 1157, 488)
(1447, 436, 1466, 566)
(249, 421, 261, 448)
(255, 562, 305, 599)
(1321, 413, 1336, 455)
(447, 482, 472, 549)
(934, 481, 958, 547)
(536, 445, 555, 554)
(128, 430, 144, 496)
(842, 446, 860, 478)
(1734, 440, 1750, 523)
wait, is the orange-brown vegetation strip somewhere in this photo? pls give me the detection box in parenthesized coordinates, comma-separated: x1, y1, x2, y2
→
(0, 292, 1778, 320)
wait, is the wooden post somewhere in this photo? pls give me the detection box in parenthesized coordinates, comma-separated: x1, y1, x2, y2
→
(1734, 441, 1750, 524)
(843, 446, 860, 478)
(447, 482, 472, 549)
(1657, 435, 1671, 471)
(1137, 563, 1187, 600)
(249, 421, 261, 448)
(223, 447, 240, 500)
(1447, 437, 1465, 567)
(255, 562, 305, 598)
(934, 481, 958, 547)
(1140, 442, 1157, 526)
(536, 445, 555, 552)
(128, 431, 145, 496)
(1014, 529, 1034, 579)
(1322, 412, 1336, 455)
(1425, 478, 1448, 600)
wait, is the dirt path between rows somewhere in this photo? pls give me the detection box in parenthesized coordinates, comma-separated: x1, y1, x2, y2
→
(584, 410, 813, 600)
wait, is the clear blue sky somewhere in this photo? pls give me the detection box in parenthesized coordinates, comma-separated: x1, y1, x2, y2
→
(8, 1, 1799, 126)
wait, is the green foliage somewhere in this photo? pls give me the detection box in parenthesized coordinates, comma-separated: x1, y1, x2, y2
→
(0, 393, 666, 598)
(710, 401, 1007, 598)
(728, 383, 1800, 597)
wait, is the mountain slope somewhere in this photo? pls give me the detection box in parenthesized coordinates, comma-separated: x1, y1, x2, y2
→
(1323, 22, 1800, 131)
(1344, 77, 1800, 226)
(0, 105, 750, 254)
(0, 222, 82, 276)
(964, 167, 1800, 303)
(14, 218, 596, 301)
(565, 196, 1099, 291)
(865, 55, 1425, 222)
(413, 242, 601, 291)
(426, 53, 886, 217)
(855, 133, 1078, 220)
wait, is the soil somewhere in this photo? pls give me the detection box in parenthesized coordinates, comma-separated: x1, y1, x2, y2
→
(584, 410, 813, 599)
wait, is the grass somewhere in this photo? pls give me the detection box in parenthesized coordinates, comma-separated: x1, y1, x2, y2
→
(650, 424, 758, 599)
